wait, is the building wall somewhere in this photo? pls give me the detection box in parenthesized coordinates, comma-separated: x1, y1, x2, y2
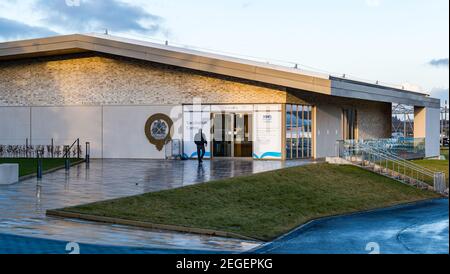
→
(0, 105, 183, 158)
(103, 105, 183, 159)
(0, 53, 291, 106)
(31, 106, 103, 157)
(0, 53, 392, 159)
(314, 104, 342, 158)
(0, 107, 30, 145)
(414, 106, 440, 158)
(287, 89, 392, 158)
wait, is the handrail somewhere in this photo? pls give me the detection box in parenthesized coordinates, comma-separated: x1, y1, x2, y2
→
(339, 140, 434, 174)
(370, 148, 436, 175)
(345, 146, 433, 181)
(63, 138, 80, 158)
(363, 147, 435, 178)
(360, 144, 436, 175)
(337, 139, 446, 193)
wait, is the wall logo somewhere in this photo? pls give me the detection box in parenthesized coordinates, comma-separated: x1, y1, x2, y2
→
(145, 114, 173, 151)
(262, 114, 272, 122)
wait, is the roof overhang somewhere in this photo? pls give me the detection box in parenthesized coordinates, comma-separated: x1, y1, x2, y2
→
(0, 34, 440, 108)
(0, 33, 331, 94)
(330, 77, 440, 108)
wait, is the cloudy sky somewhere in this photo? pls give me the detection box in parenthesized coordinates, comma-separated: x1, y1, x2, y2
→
(0, 0, 448, 104)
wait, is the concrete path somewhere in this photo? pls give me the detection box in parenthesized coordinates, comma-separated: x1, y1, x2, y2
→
(0, 158, 312, 253)
(254, 198, 449, 254)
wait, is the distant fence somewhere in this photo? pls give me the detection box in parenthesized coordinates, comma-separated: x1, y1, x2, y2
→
(338, 138, 426, 160)
(0, 138, 82, 158)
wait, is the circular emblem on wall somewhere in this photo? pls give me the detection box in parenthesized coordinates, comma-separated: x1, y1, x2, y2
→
(145, 113, 173, 151)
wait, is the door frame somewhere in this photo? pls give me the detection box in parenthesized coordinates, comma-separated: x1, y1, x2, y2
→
(210, 111, 253, 158)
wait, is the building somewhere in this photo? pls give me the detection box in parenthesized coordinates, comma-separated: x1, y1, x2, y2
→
(0, 34, 441, 160)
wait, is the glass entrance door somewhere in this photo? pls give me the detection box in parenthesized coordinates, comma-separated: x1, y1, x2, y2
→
(212, 113, 253, 158)
(233, 113, 253, 157)
(212, 113, 233, 157)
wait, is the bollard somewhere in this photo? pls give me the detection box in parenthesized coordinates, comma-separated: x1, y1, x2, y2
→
(85, 142, 90, 165)
(77, 138, 80, 159)
(37, 151, 43, 179)
(65, 158, 70, 171)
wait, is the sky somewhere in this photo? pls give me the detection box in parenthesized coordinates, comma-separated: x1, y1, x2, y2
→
(0, 0, 448, 105)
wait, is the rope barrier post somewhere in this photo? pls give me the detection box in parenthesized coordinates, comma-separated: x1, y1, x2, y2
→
(77, 138, 80, 159)
(37, 150, 42, 179)
(64, 145, 70, 171)
(85, 142, 90, 165)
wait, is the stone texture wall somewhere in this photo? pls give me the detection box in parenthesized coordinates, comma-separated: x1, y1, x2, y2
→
(357, 101, 392, 139)
(0, 52, 291, 106)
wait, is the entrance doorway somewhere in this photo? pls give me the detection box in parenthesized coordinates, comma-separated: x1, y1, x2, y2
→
(212, 113, 253, 157)
(342, 108, 358, 140)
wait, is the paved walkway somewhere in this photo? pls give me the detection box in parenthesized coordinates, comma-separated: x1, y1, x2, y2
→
(253, 198, 449, 254)
(0, 158, 312, 253)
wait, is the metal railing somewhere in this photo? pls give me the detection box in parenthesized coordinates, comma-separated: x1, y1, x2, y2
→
(63, 138, 81, 170)
(357, 138, 425, 159)
(0, 138, 83, 159)
(337, 140, 447, 194)
(1, 138, 91, 179)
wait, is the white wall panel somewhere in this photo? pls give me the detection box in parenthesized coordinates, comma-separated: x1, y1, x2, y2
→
(103, 105, 182, 158)
(31, 106, 102, 157)
(0, 107, 30, 145)
(415, 107, 441, 158)
(253, 104, 282, 159)
(315, 104, 341, 158)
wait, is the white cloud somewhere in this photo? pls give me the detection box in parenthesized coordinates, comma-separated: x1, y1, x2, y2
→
(430, 88, 449, 105)
(365, 0, 381, 7)
(401, 82, 427, 94)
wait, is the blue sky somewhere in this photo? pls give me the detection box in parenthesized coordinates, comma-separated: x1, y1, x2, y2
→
(0, 0, 448, 104)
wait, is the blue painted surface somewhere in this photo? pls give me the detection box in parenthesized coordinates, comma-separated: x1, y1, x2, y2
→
(0, 233, 232, 254)
(252, 152, 282, 159)
(253, 198, 449, 254)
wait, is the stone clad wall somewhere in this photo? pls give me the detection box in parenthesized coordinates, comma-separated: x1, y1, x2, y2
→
(357, 101, 392, 140)
(0, 53, 291, 106)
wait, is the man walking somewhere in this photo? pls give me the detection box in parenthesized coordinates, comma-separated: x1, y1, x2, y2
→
(194, 128, 207, 163)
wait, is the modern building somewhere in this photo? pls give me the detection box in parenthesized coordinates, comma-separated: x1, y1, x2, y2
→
(0, 34, 441, 160)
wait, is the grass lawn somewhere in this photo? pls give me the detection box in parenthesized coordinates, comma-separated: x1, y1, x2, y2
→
(411, 158, 449, 186)
(441, 148, 449, 160)
(0, 158, 83, 177)
(59, 163, 439, 241)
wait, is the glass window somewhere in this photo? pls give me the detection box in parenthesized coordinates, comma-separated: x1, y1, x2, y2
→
(286, 104, 292, 159)
(292, 105, 298, 158)
(307, 106, 312, 157)
(285, 104, 313, 159)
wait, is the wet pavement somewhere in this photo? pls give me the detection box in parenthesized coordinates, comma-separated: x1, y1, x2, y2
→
(0, 158, 312, 253)
(253, 198, 449, 254)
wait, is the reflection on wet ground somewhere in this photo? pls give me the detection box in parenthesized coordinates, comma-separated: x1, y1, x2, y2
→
(0, 158, 314, 252)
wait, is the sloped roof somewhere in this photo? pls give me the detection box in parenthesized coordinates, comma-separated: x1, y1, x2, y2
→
(0, 33, 440, 108)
